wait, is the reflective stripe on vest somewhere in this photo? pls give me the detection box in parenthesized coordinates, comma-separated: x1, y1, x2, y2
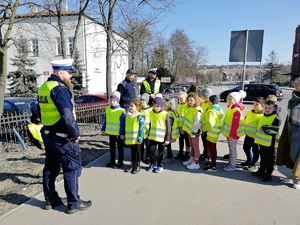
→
(125, 113, 140, 145)
(244, 110, 263, 138)
(207, 108, 222, 139)
(148, 111, 167, 142)
(105, 106, 124, 135)
(177, 103, 188, 127)
(38, 81, 61, 125)
(140, 107, 151, 138)
(142, 79, 161, 94)
(221, 107, 245, 137)
(169, 111, 180, 139)
(182, 106, 202, 135)
(254, 114, 277, 147)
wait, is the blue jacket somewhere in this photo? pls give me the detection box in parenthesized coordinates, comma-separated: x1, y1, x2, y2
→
(117, 78, 136, 111)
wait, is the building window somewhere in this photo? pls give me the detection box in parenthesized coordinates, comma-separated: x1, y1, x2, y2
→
(32, 39, 38, 56)
(68, 37, 74, 55)
(56, 37, 62, 56)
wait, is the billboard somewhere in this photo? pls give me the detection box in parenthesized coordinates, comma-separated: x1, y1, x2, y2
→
(229, 30, 264, 62)
(186, 77, 196, 83)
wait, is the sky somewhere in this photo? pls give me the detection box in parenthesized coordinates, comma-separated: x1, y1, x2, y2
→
(155, 0, 300, 66)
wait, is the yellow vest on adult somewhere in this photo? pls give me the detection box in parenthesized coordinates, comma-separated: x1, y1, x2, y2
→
(221, 106, 245, 138)
(140, 107, 151, 139)
(105, 106, 125, 136)
(177, 103, 188, 128)
(182, 106, 202, 135)
(38, 81, 61, 125)
(169, 111, 180, 140)
(142, 79, 161, 94)
(125, 113, 140, 145)
(148, 110, 167, 142)
(254, 114, 278, 147)
(244, 110, 264, 138)
(206, 108, 222, 141)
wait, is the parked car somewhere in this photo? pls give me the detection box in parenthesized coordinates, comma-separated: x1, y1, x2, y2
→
(163, 87, 182, 94)
(3, 97, 36, 116)
(74, 93, 108, 123)
(219, 84, 283, 102)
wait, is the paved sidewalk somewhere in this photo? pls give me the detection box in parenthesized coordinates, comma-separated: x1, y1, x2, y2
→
(0, 135, 300, 225)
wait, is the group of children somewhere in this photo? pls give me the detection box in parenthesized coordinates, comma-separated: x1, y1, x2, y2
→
(101, 87, 281, 181)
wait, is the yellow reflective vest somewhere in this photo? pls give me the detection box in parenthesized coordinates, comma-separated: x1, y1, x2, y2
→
(142, 79, 161, 94)
(140, 107, 151, 139)
(105, 106, 125, 136)
(168, 111, 180, 140)
(221, 106, 245, 138)
(244, 110, 264, 138)
(28, 123, 45, 150)
(125, 113, 140, 145)
(148, 110, 167, 142)
(177, 103, 188, 128)
(207, 108, 222, 140)
(254, 114, 278, 147)
(183, 106, 202, 135)
(38, 81, 61, 125)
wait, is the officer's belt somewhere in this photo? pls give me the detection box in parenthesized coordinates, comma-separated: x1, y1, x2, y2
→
(44, 130, 68, 138)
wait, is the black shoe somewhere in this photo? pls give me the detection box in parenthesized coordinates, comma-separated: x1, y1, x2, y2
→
(106, 161, 115, 167)
(67, 200, 92, 214)
(223, 154, 229, 160)
(132, 165, 141, 174)
(45, 197, 67, 210)
(115, 162, 124, 168)
(241, 161, 251, 167)
(260, 175, 272, 182)
(126, 165, 133, 172)
(174, 153, 183, 160)
(252, 170, 264, 177)
(199, 155, 206, 162)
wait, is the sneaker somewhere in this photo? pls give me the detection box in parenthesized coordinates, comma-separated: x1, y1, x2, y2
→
(174, 153, 183, 160)
(281, 177, 294, 184)
(293, 180, 300, 190)
(155, 166, 163, 173)
(204, 166, 217, 172)
(183, 158, 194, 166)
(247, 165, 257, 172)
(223, 164, 236, 172)
(147, 164, 154, 172)
(187, 161, 200, 170)
(223, 154, 229, 161)
(67, 200, 92, 214)
(204, 161, 211, 166)
(199, 155, 206, 161)
(45, 197, 67, 210)
(106, 161, 115, 167)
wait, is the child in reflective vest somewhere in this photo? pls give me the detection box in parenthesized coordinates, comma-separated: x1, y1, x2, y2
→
(140, 93, 151, 164)
(147, 97, 171, 173)
(221, 90, 246, 172)
(101, 91, 126, 169)
(253, 100, 280, 182)
(163, 98, 180, 163)
(241, 97, 264, 170)
(182, 92, 202, 170)
(125, 100, 145, 174)
(175, 91, 190, 161)
(202, 95, 224, 172)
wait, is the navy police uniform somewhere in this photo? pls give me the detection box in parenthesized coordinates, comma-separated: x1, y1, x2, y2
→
(38, 59, 91, 213)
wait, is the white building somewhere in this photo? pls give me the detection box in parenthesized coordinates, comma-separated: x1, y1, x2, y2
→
(7, 8, 128, 94)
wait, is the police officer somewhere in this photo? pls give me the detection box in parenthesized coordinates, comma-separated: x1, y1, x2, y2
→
(117, 68, 137, 111)
(140, 68, 164, 106)
(37, 58, 92, 214)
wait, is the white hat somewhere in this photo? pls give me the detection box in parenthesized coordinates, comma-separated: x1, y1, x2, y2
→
(228, 90, 247, 103)
(51, 58, 75, 73)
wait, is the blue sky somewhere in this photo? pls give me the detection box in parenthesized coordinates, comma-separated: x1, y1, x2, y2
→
(156, 0, 299, 66)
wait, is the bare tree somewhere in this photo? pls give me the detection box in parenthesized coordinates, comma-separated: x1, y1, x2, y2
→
(264, 50, 282, 84)
(0, 0, 21, 115)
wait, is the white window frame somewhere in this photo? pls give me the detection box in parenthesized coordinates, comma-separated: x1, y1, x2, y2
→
(31, 38, 39, 56)
(56, 37, 62, 56)
(68, 37, 74, 55)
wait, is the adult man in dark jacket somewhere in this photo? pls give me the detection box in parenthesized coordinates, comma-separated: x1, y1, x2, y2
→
(117, 68, 137, 111)
(140, 69, 163, 105)
(37, 58, 92, 214)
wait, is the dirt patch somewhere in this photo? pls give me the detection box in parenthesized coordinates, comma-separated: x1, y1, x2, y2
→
(0, 129, 109, 216)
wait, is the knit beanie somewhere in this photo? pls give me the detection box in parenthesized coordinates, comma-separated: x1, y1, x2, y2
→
(209, 95, 220, 105)
(201, 88, 212, 98)
(168, 98, 178, 111)
(228, 90, 246, 103)
(140, 93, 150, 103)
(110, 91, 121, 103)
(153, 97, 164, 108)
